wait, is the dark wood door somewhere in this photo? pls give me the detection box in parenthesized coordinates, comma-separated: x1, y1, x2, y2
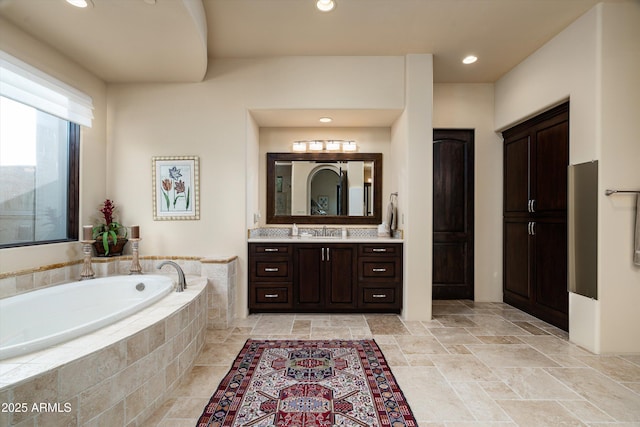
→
(502, 101, 569, 331)
(325, 245, 357, 308)
(295, 245, 323, 309)
(432, 129, 474, 299)
(294, 244, 357, 310)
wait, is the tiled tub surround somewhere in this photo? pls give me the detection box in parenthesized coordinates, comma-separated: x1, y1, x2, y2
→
(0, 255, 237, 426)
(0, 255, 238, 330)
(0, 276, 208, 427)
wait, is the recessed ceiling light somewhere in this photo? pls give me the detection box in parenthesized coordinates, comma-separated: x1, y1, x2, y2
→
(316, 0, 335, 12)
(319, 117, 333, 123)
(66, 0, 93, 7)
(462, 55, 478, 65)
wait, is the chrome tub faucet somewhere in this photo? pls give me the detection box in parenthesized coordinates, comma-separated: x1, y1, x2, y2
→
(157, 261, 187, 292)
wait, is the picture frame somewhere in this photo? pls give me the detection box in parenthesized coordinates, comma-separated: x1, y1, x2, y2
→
(152, 156, 200, 220)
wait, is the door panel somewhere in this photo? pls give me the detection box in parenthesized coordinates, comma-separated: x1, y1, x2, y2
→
(534, 122, 569, 213)
(504, 135, 530, 215)
(433, 129, 474, 300)
(534, 220, 568, 314)
(326, 245, 356, 306)
(503, 220, 530, 299)
(295, 246, 322, 306)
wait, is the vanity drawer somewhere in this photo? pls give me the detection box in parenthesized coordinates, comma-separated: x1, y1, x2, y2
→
(359, 244, 401, 256)
(362, 288, 396, 304)
(359, 260, 400, 281)
(251, 244, 291, 255)
(250, 285, 293, 310)
(253, 261, 291, 280)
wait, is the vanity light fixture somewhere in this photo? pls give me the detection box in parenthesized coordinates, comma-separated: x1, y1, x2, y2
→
(325, 140, 341, 151)
(292, 141, 307, 152)
(462, 55, 478, 64)
(342, 141, 358, 152)
(66, 0, 93, 7)
(308, 140, 325, 151)
(316, 0, 335, 12)
(291, 140, 358, 153)
(319, 117, 333, 123)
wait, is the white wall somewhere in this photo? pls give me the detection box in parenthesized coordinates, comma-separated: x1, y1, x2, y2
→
(106, 56, 433, 319)
(0, 17, 107, 274)
(495, 2, 640, 353)
(598, 1, 640, 353)
(393, 54, 434, 321)
(433, 83, 503, 302)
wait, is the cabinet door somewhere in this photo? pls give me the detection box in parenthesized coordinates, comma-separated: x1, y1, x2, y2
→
(503, 219, 531, 301)
(295, 246, 323, 308)
(504, 134, 530, 216)
(533, 121, 569, 214)
(325, 245, 357, 308)
(532, 220, 568, 329)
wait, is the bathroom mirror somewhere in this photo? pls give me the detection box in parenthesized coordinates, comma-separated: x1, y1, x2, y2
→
(266, 152, 382, 224)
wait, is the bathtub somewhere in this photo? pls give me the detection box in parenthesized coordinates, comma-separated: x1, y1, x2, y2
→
(0, 275, 173, 360)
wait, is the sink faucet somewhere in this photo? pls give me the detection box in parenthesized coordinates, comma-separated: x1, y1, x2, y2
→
(157, 261, 187, 292)
(322, 225, 327, 237)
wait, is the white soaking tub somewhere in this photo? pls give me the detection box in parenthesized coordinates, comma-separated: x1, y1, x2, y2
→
(0, 275, 173, 360)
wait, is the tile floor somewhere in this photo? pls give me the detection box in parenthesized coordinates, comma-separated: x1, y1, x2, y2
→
(144, 301, 640, 426)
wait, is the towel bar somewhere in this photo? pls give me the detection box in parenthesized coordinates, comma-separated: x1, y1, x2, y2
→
(605, 189, 640, 196)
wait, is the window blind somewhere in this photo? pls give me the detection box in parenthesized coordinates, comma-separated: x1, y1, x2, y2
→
(0, 50, 94, 128)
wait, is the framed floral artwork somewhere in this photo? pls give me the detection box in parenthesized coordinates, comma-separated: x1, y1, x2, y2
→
(152, 156, 200, 220)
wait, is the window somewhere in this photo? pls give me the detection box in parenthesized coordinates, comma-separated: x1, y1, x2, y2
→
(0, 51, 90, 248)
(0, 96, 79, 247)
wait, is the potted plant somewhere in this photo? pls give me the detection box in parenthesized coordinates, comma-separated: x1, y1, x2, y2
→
(92, 199, 128, 256)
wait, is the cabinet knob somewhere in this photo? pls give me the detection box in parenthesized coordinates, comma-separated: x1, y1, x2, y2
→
(372, 268, 387, 272)
(264, 267, 279, 272)
(264, 248, 279, 252)
(372, 248, 387, 252)
(264, 294, 279, 298)
(372, 294, 387, 298)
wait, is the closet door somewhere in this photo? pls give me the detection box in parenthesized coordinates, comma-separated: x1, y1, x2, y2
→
(502, 102, 569, 331)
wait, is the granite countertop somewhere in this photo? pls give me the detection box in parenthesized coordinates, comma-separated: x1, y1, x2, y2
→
(248, 227, 403, 243)
(247, 235, 403, 243)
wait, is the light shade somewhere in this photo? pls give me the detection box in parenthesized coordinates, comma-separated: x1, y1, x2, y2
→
(292, 141, 307, 152)
(308, 140, 324, 151)
(325, 140, 341, 151)
(342, 141, 357, 152)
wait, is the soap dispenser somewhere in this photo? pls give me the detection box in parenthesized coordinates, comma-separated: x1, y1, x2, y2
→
(292, 223, 298, 236)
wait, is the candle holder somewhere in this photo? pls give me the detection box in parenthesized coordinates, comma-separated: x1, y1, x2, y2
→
(80, 240, 95, 280)
(129, 238, 143, 275)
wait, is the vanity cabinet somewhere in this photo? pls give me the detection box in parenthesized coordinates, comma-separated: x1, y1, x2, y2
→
(248, 242, 402, 313)
(249, 243, 293, 310)
(294, 244, 357, 311)
(358, 244, 403, 311)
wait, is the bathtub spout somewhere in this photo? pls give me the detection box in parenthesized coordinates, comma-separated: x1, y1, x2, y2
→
(157, 261, 187, 292)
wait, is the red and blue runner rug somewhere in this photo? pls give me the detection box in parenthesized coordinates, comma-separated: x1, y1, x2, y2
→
(196, 339, 417, 427)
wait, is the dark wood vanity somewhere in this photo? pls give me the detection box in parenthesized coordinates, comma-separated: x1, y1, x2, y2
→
(249, 241, 403, 313)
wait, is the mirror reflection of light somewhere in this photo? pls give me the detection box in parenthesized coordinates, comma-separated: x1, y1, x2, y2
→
(0, 97, 36, 166)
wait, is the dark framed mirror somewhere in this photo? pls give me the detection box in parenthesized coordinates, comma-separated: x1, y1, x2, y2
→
(267, 152, 382, 224)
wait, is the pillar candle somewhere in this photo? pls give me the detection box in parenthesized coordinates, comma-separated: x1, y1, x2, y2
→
(131, 225, 140, 239)
(83, 225, 93, 240)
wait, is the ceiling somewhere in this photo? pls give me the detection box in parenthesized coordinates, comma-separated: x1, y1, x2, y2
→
(0, 0, 612, 85)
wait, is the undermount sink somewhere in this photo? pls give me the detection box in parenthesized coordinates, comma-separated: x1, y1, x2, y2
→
(298, 233, 342, 239)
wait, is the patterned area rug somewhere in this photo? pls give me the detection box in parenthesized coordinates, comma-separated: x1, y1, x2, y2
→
(196, 339, 416, 427)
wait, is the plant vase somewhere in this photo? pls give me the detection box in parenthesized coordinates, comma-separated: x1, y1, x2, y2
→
(93, 238, 128, 257)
